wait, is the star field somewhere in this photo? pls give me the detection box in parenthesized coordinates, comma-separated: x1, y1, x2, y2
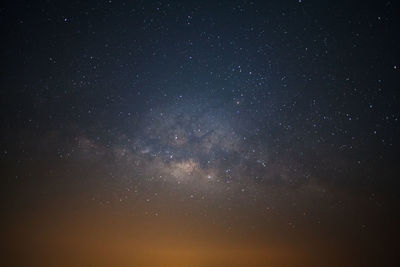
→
(1, 1, 400, 266)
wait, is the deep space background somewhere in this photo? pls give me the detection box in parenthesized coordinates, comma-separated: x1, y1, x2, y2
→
(1, 1, 400, 266)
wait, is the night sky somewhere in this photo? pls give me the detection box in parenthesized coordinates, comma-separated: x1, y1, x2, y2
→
(1, 1, 400, 266)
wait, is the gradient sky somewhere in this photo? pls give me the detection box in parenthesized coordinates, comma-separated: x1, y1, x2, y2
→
(1, 1, 400, 266)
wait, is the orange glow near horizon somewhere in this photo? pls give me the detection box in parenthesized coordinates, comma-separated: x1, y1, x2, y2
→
(3, 197, 379, 267)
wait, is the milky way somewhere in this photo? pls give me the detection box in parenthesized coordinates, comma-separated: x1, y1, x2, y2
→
(1, 1, 399, 266)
